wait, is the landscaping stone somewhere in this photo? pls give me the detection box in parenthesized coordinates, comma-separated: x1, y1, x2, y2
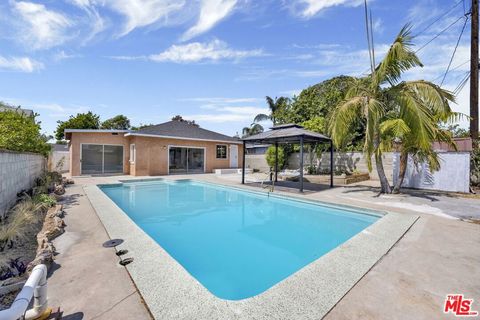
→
(27, 204, 65, 273)
(54, 184, 65, 195)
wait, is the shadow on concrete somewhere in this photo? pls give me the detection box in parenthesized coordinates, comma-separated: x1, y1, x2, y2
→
(59, 311, 84, 319)
(340, 184, 464, 202)
(47, 261, 61, 277)
(246, 181, 332, 194)
(59, 192, 81, 210)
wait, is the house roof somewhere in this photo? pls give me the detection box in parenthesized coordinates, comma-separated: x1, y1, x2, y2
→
(50, 143, 69, 152)
(126, 121, 241, 144)
(0, 105, 34, 116)
(242, 124, 331, 144)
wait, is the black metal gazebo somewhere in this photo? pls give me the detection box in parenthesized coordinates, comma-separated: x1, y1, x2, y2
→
(241, 124, 334, 192)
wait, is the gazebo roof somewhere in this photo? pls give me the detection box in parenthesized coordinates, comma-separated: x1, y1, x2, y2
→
(241, 124, 331, 144)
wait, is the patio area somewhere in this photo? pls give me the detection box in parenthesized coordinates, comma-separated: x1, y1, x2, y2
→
(48, 173, 480, 319)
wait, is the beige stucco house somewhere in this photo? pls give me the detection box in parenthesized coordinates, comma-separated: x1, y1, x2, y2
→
(65, 121, 243, 176)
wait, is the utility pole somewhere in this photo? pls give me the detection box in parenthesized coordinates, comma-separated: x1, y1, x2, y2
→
(471, 0, 479, 141)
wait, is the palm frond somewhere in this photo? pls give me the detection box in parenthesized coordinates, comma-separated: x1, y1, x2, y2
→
(253, 113, 269, 123)
(329, 96, 364, 147)
(401, 80, 455, 120)
(380, 118, 411, 137)
(374, 24, 423, 86)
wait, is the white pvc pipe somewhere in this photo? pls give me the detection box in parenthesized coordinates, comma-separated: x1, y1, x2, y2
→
(0, 264, 48, 320)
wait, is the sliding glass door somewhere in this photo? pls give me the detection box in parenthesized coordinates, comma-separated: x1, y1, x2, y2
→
(81, 144, 123, 175)
(169, 147, 205, 174)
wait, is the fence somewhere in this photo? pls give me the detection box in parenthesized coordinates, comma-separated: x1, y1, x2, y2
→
(392, 152, 470, 193)
(0, 150, 46, 217)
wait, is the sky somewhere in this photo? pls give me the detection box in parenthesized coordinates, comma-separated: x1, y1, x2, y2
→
(0, 0, 474, 138)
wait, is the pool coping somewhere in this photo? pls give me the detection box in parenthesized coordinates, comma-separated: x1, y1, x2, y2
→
(84, 178, 419, 319)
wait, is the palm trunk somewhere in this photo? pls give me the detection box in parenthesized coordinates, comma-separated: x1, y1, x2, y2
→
(392, 152, 408, 193)
(373, 135, 392, 194)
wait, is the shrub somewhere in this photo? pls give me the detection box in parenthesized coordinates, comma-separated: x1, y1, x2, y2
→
(471, 143, 480, 187)
(265, 146, 285, 169)
(0, 198, 43, 251)
(0, 108, 51, 156)
(33, 194, 56, 208)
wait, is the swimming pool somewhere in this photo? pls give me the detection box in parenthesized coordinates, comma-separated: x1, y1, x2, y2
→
(100, 180, 380, 300)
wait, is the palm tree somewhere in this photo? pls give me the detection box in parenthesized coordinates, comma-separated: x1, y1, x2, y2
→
(254, 96, 288, 126)
(329, 25, 455, 194)
(242, 123, 264, 138)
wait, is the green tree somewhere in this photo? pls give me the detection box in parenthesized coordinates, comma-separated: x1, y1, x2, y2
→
(329, 25, 455, 194)
(254, 96, 288, 126)
(281, 76, 354, 124)
(101, 115, 131, 130)
(302, 116, 326, 133)
(0, 110, 51, 156)
(131, 123, 154, 130)
(276, 76, 364, 150)
(442, 124, 469, 138)
(242, 123, 264, 138)
(265, 146, 285, 169)
(55, 111, 100, 140)
(171, 115, 199, 127)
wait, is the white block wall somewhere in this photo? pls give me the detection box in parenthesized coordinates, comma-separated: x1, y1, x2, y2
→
(393, 152, 470, 193)
(0, 150, 46, 217)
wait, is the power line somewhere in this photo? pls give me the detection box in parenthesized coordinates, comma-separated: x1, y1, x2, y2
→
(413, 0, 464, 38)
(432, 60, 470, 82)
(454, 71, 470, 95)
(415, 15, 466, 53)
(440, 16, 469, 86)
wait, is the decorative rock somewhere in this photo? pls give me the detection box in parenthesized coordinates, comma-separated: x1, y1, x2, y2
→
(54, 184, 65, 195)
(27, 203, 65, 274)
(44, 227, 64, 241)
(54, 216, 65, 228)
(62, 177, 75, 185)
(27, 249, 54, 273)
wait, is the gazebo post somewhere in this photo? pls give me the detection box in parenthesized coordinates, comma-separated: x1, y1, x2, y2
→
(242, 141, 246, 184)
(300, 136, 304, 192)
(274, 142, 278, 182)
(330, 140, 334, 188)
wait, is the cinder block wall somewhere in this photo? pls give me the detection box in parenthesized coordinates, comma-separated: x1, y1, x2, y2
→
(288, 151, 394, 181)
(0, 150, 46, 217)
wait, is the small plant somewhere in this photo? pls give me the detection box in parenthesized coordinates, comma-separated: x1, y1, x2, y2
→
(33, 194, 57, 208)
(265, 146, 286, 169)
(306, 165, 317, 175)
(0, 198, 43, 251)
(8, 258, 27, 276)
(0, 265, 14, 281)
(55, 156, 66, 172)
(471, 142, 480, 187)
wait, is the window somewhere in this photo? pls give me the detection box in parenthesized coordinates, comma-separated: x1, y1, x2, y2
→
(129, 144, 136, 163)
(216, 145, 227, 159)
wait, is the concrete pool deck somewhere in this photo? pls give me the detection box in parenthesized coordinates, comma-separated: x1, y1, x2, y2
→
(54, 174, 480, 319)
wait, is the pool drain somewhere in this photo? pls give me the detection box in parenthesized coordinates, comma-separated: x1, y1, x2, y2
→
(116, 249, 128, 256)
(119, 257, 134, 266)
(102, 239, 124, 248)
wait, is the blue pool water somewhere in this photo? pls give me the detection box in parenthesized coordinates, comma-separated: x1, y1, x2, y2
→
(100, 180, 379, 300)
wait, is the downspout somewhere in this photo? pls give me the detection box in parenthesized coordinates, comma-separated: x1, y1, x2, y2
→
(0, 264, 49, 320)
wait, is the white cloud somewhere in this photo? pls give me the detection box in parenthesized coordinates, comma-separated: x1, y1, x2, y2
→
(186, 105, 268, 123)
(67, 0, 105, 43)
(53, 50, 82, 61)
(238, 67, 328, 80)
(101, 0, 185, 36)
(180, 97, 268, 124)
(290, 0, 364, 18)
(148, 39, 265, 63)
(12, 1, 72, 50)
(181, 0, 237, 41)
(0, 56, 43, 72)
